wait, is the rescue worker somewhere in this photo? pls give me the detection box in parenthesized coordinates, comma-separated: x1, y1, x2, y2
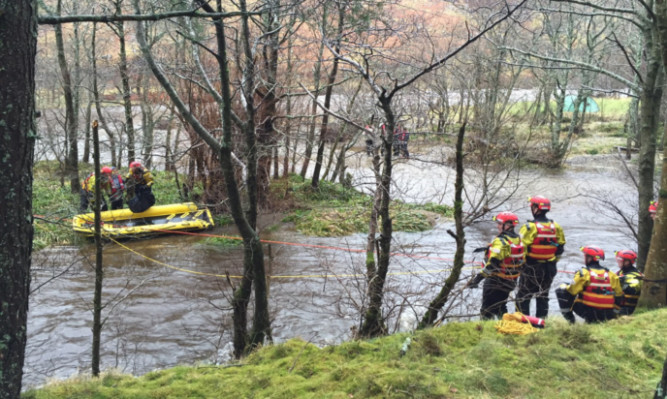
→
(469, 212, 526, 320)
(364, 125, 376, 157)
(79, 166, 113, 212)
(109, 166, 125, 210)
(614, 249, 643, 316)
(397, 126, 410, 158)
(517, 196, 566, 318)
(556, 246, 623, 324)
(649, 200, 658, 220)
(125, 161, 155, 213)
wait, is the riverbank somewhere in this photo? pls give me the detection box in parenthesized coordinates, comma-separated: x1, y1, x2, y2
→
(24, 307, 667, 398)
(31, 163, 452, 249)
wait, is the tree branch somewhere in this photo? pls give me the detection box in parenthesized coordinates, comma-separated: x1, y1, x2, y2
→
(38, 10, 260, 25)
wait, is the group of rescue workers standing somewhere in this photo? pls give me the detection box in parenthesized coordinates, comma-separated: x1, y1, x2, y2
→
(79, 161, 155, 214)
(470, 195, 645, 324)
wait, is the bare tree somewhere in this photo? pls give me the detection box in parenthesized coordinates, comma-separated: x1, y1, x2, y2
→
(324, 0, 528, 337)
(133, 0, 272, 356)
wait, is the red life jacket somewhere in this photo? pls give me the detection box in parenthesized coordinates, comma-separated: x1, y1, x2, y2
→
(579, 268, 616, 309)
(527, 221, 558, 261)
(496, 236, 525, 280)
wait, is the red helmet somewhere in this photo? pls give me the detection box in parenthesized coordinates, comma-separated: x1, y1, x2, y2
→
(129, 161, 142, 169)
(615, 249, 637, 263)
(649, 201, 658, 214)
(529, 196, 551, 211)
(101, 166, 112, 174)
(581, 245, 605, 261)
(493, 212, 519, 225)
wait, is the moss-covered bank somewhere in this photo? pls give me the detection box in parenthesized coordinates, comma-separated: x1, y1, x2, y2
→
(25, 308, 667, 399)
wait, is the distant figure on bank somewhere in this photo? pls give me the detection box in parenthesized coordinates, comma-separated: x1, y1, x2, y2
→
(79, 166, 113, 212)
(556, 246, 623, 324)
(397, 127, 410, 158)
(125, 161, 155, 213)
(109, 166, 125, 210)
(469, 212, 525, 319)
(517, 196, 566, 318)
(614, 249, 643, 316)
(649, 200, 658, 220)
(364, 125, 375, 156)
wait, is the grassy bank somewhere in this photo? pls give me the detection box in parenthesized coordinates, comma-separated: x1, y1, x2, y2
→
(31, 163, 452, 248)
(25, 308, 667, 399)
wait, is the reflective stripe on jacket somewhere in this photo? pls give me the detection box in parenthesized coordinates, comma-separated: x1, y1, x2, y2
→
(617, 268, 643, 308)
(483, 233, 525, 280)
(567, 265, 623, 310)
(520, 219, 566, 262)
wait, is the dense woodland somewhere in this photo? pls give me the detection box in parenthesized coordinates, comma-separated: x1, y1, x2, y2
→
(2, 0, 667, 397)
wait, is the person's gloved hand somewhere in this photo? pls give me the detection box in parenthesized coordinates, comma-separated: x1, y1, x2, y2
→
(468, 273, 484, 289)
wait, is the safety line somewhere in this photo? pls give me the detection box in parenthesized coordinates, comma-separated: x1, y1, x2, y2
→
(107, 236, 470, 279)
(36, 214, 575, 276)
(154, 228, 482, 265)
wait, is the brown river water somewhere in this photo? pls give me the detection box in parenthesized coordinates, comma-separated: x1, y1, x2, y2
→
(23, 151, 638, 389)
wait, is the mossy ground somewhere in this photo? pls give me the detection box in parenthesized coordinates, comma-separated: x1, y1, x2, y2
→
(24, 308, 667, 399)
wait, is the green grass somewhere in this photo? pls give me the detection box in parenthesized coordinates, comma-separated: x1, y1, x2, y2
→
(24, 308, 667, 399)
(280, 175, 453, 237)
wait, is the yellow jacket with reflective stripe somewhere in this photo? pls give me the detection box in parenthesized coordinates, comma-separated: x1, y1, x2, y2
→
(81, 173, 110, 195)
(566, 264, 623, 309)
(481, 232, 525, 280)
(617, 267, 643, 307)
(520, 218, 566, 262)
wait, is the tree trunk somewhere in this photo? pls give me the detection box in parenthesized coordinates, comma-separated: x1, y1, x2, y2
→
(0, 2, 37, 397)
(91, 121, 104, 376)
(91, 22, 118, 168)
(359, 96, 395, 338)
(637, 37, 664, 271)
(55, 0, 79, 193)
(639, 0, 667, 308)
(655, 354, 667, 399)
(312, 8, 342, 189)
(420, 124, 467, 328)
(116, 3, 136, 163)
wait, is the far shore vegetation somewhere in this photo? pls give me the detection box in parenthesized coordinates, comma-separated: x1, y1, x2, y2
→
(32, 96, 640, 249)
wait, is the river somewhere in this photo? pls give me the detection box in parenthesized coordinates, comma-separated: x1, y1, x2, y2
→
(23, 149, 638, 389)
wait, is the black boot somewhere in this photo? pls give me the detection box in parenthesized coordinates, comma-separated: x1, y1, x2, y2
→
(562, 311, 575, 324)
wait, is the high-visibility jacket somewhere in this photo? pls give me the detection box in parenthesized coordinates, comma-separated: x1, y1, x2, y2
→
(520, 218, 566, 262)
(481, 232, 525, 280)
(81, 172, 110, 195)
(566, 263, 623, 310)
(617, 266, 643, 308)
(126, 167, 154, 187)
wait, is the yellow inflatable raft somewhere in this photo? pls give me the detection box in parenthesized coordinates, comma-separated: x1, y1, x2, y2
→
(72, 202, 214, 237)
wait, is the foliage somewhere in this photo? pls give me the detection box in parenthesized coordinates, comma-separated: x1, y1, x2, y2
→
(199, 235, 242, 249)
(24, 308, 667, 399)
(279, 175, 453, 236)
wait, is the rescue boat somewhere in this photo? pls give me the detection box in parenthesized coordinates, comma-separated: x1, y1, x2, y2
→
(72, 202, 214, 237)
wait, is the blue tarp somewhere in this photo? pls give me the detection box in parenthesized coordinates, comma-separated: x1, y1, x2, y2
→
(563, 95, 599, 112)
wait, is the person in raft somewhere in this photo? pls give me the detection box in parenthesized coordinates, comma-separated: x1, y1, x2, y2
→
(469, 212, 526, 320)
(79, 166, 113, 212)
(649, 200, 658, 220)
(125, 161, 155, 213)
(108, 166, 125, 210)
(556, 246, 623, 324)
